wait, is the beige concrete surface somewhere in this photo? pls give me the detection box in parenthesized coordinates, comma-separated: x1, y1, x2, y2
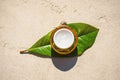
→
(0, 0, 120, 80)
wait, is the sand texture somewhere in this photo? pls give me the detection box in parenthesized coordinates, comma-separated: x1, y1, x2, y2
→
(0, 0, 120, 80)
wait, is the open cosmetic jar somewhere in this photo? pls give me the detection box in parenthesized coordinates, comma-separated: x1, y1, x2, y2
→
(50, 24, 78, 55)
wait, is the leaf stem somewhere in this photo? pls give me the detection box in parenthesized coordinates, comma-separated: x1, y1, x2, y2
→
(20, 50, 28, 54)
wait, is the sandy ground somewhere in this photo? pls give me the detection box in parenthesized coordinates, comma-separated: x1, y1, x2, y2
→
(0, 0, 120, 80)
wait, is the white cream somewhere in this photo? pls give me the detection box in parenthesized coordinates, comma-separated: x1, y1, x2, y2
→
(53, 28, 74, 49)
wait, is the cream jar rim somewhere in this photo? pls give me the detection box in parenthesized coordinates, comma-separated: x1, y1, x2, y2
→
(53, 28, 74, 49)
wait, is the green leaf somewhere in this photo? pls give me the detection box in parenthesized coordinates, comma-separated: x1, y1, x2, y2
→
(27, 23, 99, 57)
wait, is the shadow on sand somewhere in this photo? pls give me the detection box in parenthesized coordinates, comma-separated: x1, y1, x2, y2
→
(20, 48, 78, 71)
